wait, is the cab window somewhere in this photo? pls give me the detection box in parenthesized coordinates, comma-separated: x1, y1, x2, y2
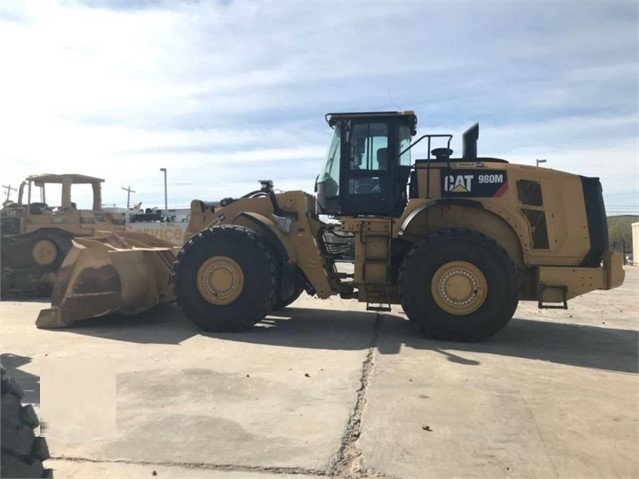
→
(319, 127, 341, 196)
(398, 125, 412, 166)
(349, 122, 389, 171)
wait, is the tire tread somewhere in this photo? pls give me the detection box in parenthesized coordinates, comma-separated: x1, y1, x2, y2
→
(172, 225, 280, 332)
(1, 367, 51, 478)
(399, 228, 518, 341)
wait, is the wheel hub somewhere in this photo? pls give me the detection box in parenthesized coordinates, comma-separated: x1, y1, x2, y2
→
(32, 239, 57, 266)
(197, 256, 244, 305)
(431, 261, 487, 315)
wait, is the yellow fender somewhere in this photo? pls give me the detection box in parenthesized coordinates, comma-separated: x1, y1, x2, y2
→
(231, 211, 299, 264)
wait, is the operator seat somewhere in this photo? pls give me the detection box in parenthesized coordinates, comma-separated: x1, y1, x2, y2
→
(363, 147, 389, 194)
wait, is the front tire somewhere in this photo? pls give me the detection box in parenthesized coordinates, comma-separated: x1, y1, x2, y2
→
(172, 225, 281, 332)
(399, 228, 518, 342)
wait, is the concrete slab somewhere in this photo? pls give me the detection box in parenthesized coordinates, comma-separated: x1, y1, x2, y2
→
(360, 267, 639, 479)
(1, 295, 376, 475)
(2, 269, 637, 478)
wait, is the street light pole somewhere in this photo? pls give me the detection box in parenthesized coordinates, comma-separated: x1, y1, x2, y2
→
(536, 159, 547, 167)
(160, 168, 167, 211)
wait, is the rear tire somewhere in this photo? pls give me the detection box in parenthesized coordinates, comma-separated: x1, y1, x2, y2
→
(172, 225, 280, 332)
(399, 228, 518, 342)
(1, 367, 52, 478)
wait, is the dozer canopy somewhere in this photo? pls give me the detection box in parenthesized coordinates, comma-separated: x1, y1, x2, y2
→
(18, 173, 104, 211)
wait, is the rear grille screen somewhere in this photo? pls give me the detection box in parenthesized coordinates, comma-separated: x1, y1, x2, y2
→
(517, 180, 543, 206)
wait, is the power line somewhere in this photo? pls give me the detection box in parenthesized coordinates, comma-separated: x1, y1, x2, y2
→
(2, 184, 17, 201)
(121, 186, 135, 209)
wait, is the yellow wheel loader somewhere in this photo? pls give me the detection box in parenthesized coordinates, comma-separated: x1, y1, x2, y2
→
(40, 112, 625, 341)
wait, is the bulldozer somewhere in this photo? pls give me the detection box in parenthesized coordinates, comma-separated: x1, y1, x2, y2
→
(38, 112, 625, 341)
(0, 174, 130, 296)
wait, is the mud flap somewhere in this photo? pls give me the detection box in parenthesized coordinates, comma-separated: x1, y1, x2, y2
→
(37, 233, 177, 328)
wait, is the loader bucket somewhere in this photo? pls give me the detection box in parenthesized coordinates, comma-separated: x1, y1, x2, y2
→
(36, 232, 177, 328)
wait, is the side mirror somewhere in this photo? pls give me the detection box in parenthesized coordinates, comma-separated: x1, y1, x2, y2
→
(314, 175, 319, 193)
(259, 179, 274, 192)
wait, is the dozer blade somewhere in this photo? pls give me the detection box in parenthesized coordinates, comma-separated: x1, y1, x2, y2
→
(36, 232, 177, 328)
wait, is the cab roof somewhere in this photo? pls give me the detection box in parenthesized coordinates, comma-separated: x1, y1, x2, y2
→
(26, 174, 104, 184)
(325, 111, 417, 127)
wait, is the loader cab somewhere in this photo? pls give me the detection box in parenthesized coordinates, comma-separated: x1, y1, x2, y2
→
(317, 111, 416, 217)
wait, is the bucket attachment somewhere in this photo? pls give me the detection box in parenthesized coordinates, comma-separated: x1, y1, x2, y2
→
(36, 232, 177, 328)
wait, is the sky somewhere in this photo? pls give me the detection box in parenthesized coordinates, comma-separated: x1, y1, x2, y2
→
(0, 0, 637, 215)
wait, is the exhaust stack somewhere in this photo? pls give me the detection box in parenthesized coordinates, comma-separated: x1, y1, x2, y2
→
(462, 123, 479, 161)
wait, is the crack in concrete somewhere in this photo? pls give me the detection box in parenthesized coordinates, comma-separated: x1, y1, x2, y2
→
(328, 314, 399, 479)
(50, 455, 327, 476)
(51, 314, 401, 479)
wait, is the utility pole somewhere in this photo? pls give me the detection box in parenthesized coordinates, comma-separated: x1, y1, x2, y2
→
(536, 159, 547, 167)
(2, 184, 17, 202)
(121, 186, 135, 209)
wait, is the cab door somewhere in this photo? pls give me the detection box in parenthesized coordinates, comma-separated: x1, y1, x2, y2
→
(340, 120, 393, 216)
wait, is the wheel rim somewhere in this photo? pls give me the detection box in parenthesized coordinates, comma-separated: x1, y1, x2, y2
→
(431, 261, 487, 315)
(32, 239, 57, 266)
(197, 256, 244, 305)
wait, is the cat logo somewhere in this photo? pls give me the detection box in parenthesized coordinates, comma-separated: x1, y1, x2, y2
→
(440, 170, 508, 197)
(444, 175, 473, 193)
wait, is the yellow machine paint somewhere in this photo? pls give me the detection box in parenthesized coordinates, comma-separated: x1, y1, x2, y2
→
(40, 112, 624, 341)
(36, 232, 176, 328)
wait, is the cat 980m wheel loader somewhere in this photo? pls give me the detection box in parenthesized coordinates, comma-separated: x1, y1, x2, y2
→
(38, 111, 625, 341)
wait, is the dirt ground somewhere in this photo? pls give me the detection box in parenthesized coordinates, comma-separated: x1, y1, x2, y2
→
(1, 268, 637, 479)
